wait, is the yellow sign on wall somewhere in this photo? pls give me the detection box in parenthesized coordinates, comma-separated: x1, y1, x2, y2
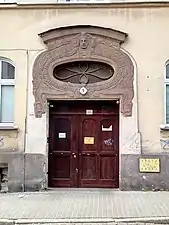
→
(139, 158, 160, 173)
(84, 137, 94, 145)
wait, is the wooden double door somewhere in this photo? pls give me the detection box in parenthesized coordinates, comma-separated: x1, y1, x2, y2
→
(48, 101, 119, 188)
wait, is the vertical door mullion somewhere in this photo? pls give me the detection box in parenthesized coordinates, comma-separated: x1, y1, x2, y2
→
(71, 115, 78, 187)
(97, 115, 101, 184)
(78, 115, 82, 188)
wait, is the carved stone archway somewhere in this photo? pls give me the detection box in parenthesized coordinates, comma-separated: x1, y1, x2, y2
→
(32, 25, 134, 118)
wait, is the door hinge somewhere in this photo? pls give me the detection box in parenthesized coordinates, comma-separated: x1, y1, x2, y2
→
(47, 137, 50, 143)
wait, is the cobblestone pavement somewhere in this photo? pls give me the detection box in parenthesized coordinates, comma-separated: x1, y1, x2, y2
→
(0, 189, 169, 220)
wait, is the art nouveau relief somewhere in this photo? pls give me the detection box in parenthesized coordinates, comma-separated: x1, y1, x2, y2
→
(32, 25, 134, 118)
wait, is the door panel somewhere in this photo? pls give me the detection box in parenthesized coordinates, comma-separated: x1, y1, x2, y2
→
(100, 118, 115, 152)
(81, 118, 98, 151)
(54, 155, 70, 178)
(79, 115, 119, 187)
(99, 116, 119, 187)
(54, 118, 71, 152)
(48, 115, 78, 187)
(79, 116, 99, 187)
(100, 157, 114, 179)
(81, 155, 97, 179)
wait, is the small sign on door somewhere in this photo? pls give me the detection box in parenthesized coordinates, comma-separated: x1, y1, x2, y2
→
(102, 125, 112, 131)
(86, 109, 93, 115)
(84, 137, 94, 144)
(58, 133, 66, 139)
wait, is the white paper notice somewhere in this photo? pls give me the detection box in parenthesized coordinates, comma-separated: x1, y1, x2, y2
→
(86, 109, 93, 115)
(102, 125, 112, 131)
(58, 133, 66, 138)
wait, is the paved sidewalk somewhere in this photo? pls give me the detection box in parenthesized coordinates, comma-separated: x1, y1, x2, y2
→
(0, 189, 169, 223)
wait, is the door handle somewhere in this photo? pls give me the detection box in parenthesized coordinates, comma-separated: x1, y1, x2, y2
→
(72, 153, 77, 158)
(82, 153, 90, 156)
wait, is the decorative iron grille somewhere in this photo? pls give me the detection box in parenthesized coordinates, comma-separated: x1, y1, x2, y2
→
(53, 61, 114, 84)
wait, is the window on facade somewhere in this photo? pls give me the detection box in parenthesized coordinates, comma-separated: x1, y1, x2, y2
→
(0, 59, 15, 124)
(53, 61, 114, 84)
(0, 0, 107, 3)
(165, 62, 169, 124)
(0, 0, 16, 3)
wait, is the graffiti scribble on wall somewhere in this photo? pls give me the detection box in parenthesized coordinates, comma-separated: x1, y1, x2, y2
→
(104, 138, 114, 146)
(160, 139, 169, 149)
(0, 137, 4, 147)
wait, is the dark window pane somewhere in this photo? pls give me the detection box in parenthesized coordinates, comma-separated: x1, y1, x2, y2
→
(1, 61, 15, 79)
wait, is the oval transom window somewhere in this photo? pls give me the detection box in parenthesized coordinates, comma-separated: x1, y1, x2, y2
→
(53, 61, 114, 84)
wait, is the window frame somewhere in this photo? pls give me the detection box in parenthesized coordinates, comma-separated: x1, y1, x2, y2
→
(0, 0, 111, 4)
(0, 58, 15, 127)
(0, 0, 16, 3)
(164, 83, 167, 125)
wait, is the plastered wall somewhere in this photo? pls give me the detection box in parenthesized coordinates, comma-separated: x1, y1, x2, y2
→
(0, 6, 168, 153)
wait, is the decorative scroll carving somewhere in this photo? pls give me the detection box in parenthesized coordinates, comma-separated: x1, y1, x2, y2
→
(32, 25, 134, 117)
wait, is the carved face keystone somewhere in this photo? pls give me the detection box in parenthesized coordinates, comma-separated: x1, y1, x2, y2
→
(79, 36, 88, 49)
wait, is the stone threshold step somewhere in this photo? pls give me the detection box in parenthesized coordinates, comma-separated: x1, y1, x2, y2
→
(1, 217, 169, 225)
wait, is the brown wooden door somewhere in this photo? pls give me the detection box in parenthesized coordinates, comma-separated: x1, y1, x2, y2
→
(78, 115, 119, 188)
(48, 115, 78, 187)
(48, 101, 119, 188)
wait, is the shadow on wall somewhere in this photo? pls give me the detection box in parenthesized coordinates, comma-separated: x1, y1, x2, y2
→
(0, 163, 8, 192)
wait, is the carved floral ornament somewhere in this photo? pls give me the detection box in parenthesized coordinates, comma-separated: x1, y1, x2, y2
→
(32, 25, 134, 118)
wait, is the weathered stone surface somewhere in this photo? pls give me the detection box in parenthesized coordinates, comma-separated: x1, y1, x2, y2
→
(32, 25, 134, 118)
(121, 154, 169, 190)
(0, 153, 46, 192)
(2, 153, 169, 192)
(24, 153, 47, 192)
(0, 153, 24, 192)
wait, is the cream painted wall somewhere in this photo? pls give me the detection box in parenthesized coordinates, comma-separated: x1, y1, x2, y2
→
(0, 6, 168, 153)
(25, 50, 47, 154)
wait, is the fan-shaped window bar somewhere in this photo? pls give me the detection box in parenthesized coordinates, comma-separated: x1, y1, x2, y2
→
(53, 61, 114, 85)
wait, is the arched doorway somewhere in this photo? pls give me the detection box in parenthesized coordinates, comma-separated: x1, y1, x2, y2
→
(32, 25, 134, 188)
